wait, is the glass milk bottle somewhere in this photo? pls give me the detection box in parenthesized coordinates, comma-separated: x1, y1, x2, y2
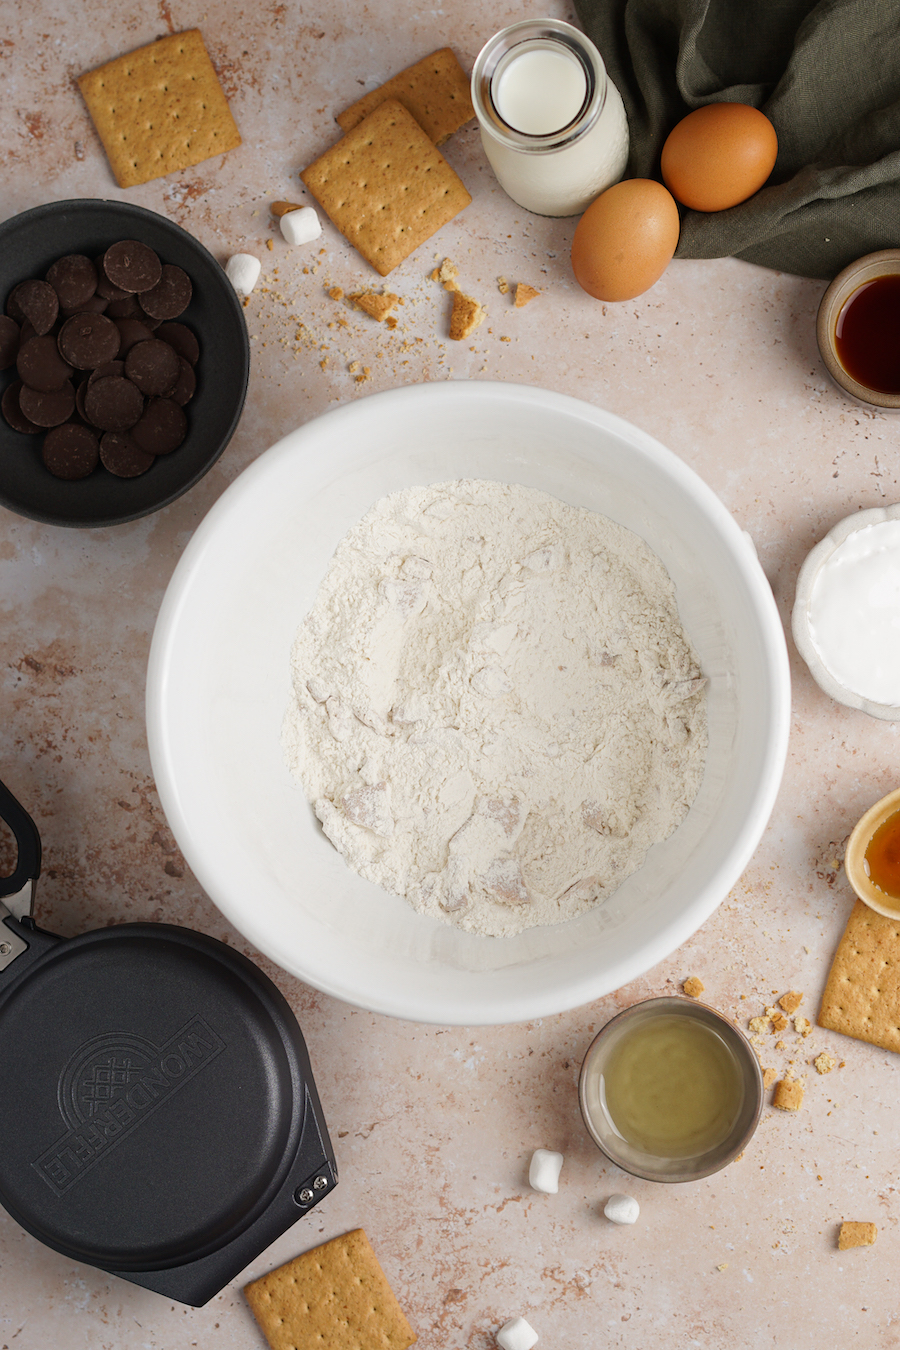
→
(471, 19, 630, 217)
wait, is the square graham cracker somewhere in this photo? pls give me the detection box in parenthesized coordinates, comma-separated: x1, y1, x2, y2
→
(818, 898, 900, 1052)
(300, 99, 471, 277)
(336, 47, 474, 145)
(77, 30, 241, 188)
(243, 1228, 417, 1350)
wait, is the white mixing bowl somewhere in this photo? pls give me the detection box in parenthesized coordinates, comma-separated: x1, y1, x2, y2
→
(146, 381, 790, 1025)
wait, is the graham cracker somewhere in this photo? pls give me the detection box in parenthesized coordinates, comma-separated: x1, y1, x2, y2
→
(244, 1228, 416, 1350)
(514, 283, 541, 308)
(77, 30, 241, 189)
(818, 898, 900, 1052)
(772, 1076, 804, 1111)
(300, 100, 471, 276)
(336, 48, 473, 145)
(349, 289, 400, 321)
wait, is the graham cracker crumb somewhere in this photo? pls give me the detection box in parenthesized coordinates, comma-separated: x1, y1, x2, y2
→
(515, 282, 541, 307)
(433, 257, 459, 290)
(795, 1016, 812, 1037)
(448, 289, 486, 341)
(328, 286, 344, 300)
(349, 289, 400, 322)
(762, 1067, 777, 1089)
(772, 1076, 804, 1111)
(271, 200, 302, 217)
(814, 1052, 836, 1074)
(497, 276, 510, 294)
(779, 990, 803, 1014)
(682, 976, 704, 998)
(838, 1221, 877, 1250)
(749, 1016, 770, 1035)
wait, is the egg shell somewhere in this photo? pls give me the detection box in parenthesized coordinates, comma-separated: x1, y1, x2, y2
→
(571, 179, 680, 303)
(661, 102, 778, 213)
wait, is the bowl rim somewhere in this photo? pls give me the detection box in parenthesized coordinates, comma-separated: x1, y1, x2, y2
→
(816, 248, 900, 409)
(0, 197, 250, 528)
(577, 994, 764, 1183)
(146, 380, 792, 1024)
(844, 786, 900, 918)
(791, 503, 900, 720)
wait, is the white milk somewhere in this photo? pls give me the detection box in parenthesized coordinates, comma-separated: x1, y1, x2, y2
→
(471, 20, 630, 218)
(494, 46, 587, 135)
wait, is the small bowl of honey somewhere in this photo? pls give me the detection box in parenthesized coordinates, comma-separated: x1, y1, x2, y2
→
(578, 996, 763, 1184)
(816, 249, 900, 410)
(844, 787, 900, 918)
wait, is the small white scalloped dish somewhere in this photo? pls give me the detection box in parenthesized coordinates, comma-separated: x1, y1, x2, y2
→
(792, 504, 900, 720)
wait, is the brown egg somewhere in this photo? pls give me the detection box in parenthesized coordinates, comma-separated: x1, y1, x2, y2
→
(571, 179, 680, 302)
(661, 103, 778, 212)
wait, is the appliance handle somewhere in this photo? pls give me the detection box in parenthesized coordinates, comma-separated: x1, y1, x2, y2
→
(0, 777, 41, 907)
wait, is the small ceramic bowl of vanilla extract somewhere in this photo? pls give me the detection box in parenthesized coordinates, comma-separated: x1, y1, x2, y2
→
(844, 787, 900, 919)
(578, 996, 763, 1183)
(817, 250, 900, 410)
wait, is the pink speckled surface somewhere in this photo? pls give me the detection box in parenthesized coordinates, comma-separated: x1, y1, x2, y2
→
(2, 2, 900, 1347)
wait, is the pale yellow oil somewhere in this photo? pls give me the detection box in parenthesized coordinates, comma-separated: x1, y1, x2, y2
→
(601, 1014, 744, 1158)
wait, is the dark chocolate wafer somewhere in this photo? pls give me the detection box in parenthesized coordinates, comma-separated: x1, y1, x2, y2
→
(41, 423, 100, 479)
(155, 322, 199, 365)
(7, 279, 59, 334)
(139, 264, 193, 321)
(58, 312, 121, 370)
(1, 382, 42, 434)
(46, 254, 98, 310)
(124, 339, 180, 396)
(99, 432, 155, 478)
(84, 375, 144, 431)
(131, 397, 187, 454)
(18, 381, 76, 428)
(16, 334, 74, 391)
(102, 240, 162, 294)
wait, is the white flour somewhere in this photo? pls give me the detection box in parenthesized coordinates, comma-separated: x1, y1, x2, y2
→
(282, 480, 707, 937)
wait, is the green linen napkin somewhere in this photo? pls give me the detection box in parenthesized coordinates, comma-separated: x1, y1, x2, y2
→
(573, 0, 900, 278)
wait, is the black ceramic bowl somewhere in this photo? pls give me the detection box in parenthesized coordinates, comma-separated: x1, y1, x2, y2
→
(0, 199, 250, 528)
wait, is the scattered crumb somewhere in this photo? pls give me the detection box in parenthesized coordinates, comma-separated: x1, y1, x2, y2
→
(772, 1076, 804, 1111)
(794, 1016, 812, 1038)
(716, 1263, 728, 1272)
(682, 976, 704, 999)
(433, 257, 459, 290)
(749, 1016, 770, 1035)
(814, 1052, 836, 1074)
(497, 276, 510, 294)
(385, 315, 398, 330)
(515, 282, 541, 307)
(271, 200, 302, 217)
(355, 366, 372, 383)
(327, 286, 344, 300)
(449, 289, 486, 341)
(266, 238, 274, 251)
(349, 289, 400, 322)
(348, 360, 360, 374)
(762, 1067, 777, 1089)
(838, 1221, 877, 1250)
(779, 990, 803, 1014)
(769, 1011, 789, 1033)
(775, 1039, 786, 1050)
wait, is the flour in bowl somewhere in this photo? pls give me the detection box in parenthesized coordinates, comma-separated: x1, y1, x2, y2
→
(282, 479, 707, 937)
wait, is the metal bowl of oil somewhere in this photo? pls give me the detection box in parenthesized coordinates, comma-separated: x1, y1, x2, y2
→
(844, 787, 900, 919)
(578, 995, 763, 1183)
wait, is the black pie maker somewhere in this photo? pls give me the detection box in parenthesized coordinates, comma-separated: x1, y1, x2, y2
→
(0, 778, 337, 1306)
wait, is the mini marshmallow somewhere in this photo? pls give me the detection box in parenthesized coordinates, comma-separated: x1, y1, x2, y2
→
(496, 1316, 539, 1350)
(224, 253, 261, 296)
(604, 1193, 640, 1225)
(280, 205, 322, 246)
(528, 1148, 564, 1194)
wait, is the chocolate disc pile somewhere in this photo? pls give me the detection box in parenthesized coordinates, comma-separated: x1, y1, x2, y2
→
(1, 241, 199, 480)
